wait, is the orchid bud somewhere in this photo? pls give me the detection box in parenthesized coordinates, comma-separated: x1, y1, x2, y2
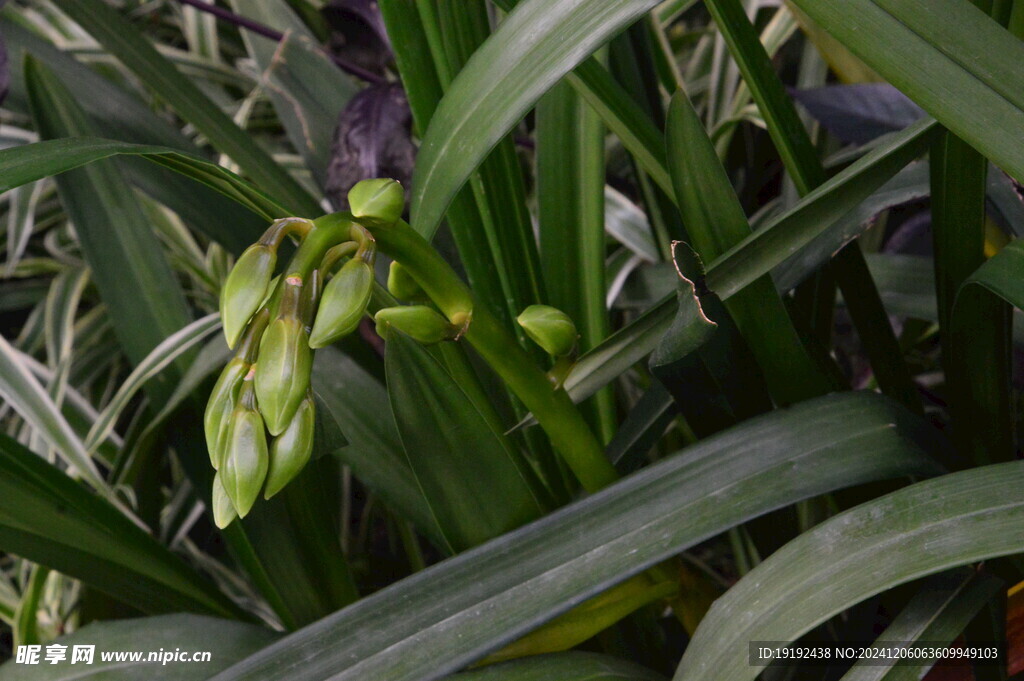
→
(221, 380, 268, 518)
(264, 393, 315, 499)
(517, 305, 578, 357)
(212, 472, 238, 529)
(375, 305, 452, 344)
(309, 258, 373, 348)
(255, 277, 313, 435)
(387, 261, 426, 301)
(348, 178, 404, 226)
(221, 244, 276, 349)
(204, 357, 249, 470)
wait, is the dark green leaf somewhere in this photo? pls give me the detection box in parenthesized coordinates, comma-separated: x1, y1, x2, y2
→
(385, 331, 546, 552)
(0, 433, 242, 618)
(0, 615, 275, 680)
(212, 392, 943, 681)
(674, 462, 1024, 681)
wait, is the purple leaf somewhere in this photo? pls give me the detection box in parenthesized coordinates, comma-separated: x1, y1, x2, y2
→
(791, 83, 925, 145)
(325, 83, 415, 210)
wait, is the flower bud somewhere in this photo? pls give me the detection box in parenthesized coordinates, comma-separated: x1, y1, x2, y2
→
(212, 472, 238, 529)
(204, 357, 249, 470)
(221, 384, 269, 518)
(517, 305, 578, 356)
(221, 244, 276, 349)
(264, 394, 315, 499)
(387, 261, 426, 301)
(348, 178, 404, 225)
(375, 305, 452, 344)
(255, 281, 313, 435)
(309, 258, 373, 348)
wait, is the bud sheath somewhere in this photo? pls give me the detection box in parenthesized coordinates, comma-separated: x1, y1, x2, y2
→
(375, 305, 452, 344)
(309, 258, 373, 348)
(264, 394, 315, 499)
(221, 244, 276, 349)
(516, 305, 578, 357)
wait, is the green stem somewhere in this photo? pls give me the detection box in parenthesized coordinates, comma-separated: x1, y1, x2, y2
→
(319, 212, 618, 492)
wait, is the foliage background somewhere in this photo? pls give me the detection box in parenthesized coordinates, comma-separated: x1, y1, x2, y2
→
(0, 0, 1021, 679)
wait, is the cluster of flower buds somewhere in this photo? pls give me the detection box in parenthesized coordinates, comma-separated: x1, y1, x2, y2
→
(205, 179, 404, 527)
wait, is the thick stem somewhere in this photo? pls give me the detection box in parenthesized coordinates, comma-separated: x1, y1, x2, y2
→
(318, 212, 618, 492)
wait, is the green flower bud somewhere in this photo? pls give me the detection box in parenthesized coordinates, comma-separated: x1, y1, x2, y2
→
(221, 244, 276, 349)
(264, 394, 315, 499)
(375, 305, 452, 344)
(387, 261, 426, 301)
(211, 472, 238, 529)
(255, 280, 313, 435)
(309, 258, 373, 348)
(221, 383, 268, 518)
(517, 305, 578, 356)
(348, 178, 404, 225)
(204, 357, 249, 470)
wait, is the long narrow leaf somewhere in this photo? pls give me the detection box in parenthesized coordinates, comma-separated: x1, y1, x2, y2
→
(411, 0, 664, 238)
(674, 462, 1024, 681)
(213, 392, 943, 681)
(52, 0, 321, 216)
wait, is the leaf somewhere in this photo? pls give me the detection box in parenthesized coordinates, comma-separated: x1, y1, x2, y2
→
(311, 346, 444, 546)
(557, 119, 936, 410)
(0, 615, 275, 680)
(385, 330, 546, 552)
(537, 79, 613, 438)
(0, 16, 267, 253)
(791, 84, 926, 144)
(325, 83, 416, 208)
(410, 0, 664, 239)
(0, 21, 8, 106)
(673, 461, 1024, 681)
(228, 0, 357, 186)
(25, 58, 193, 400)
(211, 392, 943, 681)
(604, 186, 659, 263)
(0, 332, 107, 495)
(786, 0, 1024, 184)
(947, 238, 1024, 463)
(840, 569, 1003, 681)
(455, 652, 666, 681)
(0, 433, 242, 619)
(84, 314, 221, 454)
(0, 137, 290, 221)
(52, 0, 320, 216)
(666, 90, 830, 404)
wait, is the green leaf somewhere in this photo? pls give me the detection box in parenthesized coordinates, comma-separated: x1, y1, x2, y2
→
(666, 90, 830, 404)
(455, 652, 666, 681)
(840, 569, 1003, 681)
(0, 137, 291, 221)
(0, 433, 243, 619)
(0, 615, 275, 680)
(211, 392, 942, 681)
(559, 119, 936, 408)
(385, 331, 546, 552)
(84, 314, 221, 454)
(52, 0, 321, 216)
(673, 462, 1024, 681)
(410, 0, 663, 239)
(0, 16, 267, 253)
(786, 0, 1024, 184)
(537, 79, 613, 438)
(947, 238, 1023, 463)
(311, 347, 444, 546)
(228, 0, 357, 186)
(0, 331, 107, 495)
(26, 59, 194, 395)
